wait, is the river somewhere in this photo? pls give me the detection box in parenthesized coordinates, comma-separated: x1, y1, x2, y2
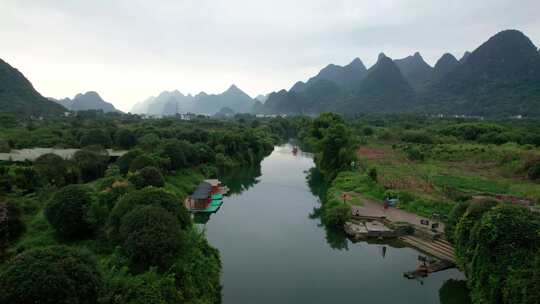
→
(202, 144, 468, 303)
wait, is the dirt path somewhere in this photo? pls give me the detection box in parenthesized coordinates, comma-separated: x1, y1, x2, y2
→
(356, 196, 445, 233)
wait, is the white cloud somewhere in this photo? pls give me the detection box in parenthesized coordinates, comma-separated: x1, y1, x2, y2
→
(1, 0, 539, 111)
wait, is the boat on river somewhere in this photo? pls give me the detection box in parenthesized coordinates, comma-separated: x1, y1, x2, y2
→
(185, 179, 228, 213)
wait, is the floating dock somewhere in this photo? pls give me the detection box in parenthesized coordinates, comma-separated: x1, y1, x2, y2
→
(185, 179, 228, 213)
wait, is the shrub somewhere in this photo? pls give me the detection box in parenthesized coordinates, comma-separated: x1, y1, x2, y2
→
(116, 149, 144, 174)
(119, 205, 185, 271)
(45, 184, 93, 239)
(128, 166, 165, 190)
(324, 204, 351, 228)
(108, 187, 191, 237)
(404, 146, 425, 161)
(0, 246, 102, 304)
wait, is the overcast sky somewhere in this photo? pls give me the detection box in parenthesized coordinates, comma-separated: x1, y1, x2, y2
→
(2, 0, 540, 111)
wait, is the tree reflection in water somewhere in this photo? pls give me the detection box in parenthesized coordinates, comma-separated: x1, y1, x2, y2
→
(219, 164, 262, 195)
(306, 167, 349, 250)
(439, 279, 471, 304)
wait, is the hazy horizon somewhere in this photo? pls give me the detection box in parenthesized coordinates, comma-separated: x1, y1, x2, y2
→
(2, 0, 540, 112)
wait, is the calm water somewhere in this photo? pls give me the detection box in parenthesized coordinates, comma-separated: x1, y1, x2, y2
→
(203, 144, 467, 304)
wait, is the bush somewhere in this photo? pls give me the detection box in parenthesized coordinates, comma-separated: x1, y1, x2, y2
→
(404, 145, 425, 161)
(0, 246, 102, 304)
(119, 205, 185, 271)
(324, 204, 351, 228)
(45, 184, 94, 239)
(108, 187, 191, 237)
(128, 166, 165, 190)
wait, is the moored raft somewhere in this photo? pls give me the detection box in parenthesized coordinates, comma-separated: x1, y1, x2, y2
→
(185, 179, 227, 213)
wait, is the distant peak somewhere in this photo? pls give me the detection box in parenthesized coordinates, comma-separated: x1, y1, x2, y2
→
(228, 84, 239, 90)
(347, 57, 367, 70)
(413, 52, 422, 58)
(378, 53, 388, 61)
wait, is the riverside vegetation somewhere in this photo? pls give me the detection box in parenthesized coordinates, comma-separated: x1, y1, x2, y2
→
(0, 111, 294, 303)
(297, 113, 540, 304)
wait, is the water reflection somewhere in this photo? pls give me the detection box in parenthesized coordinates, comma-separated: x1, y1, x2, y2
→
(219, 164, 262, 195)
(439, 279, 471, 304)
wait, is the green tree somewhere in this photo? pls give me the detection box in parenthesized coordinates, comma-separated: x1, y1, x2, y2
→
(99, 269, 182, 304)
(119, 205, 185, 271)
(0, 246, 102, 304)
(445, 201, 470, 243)
(116, 149, 143, 174)
(454, 199, 498, 273)
(324, 204, 352, 228)
(115, 129, 137, 149)
(45, 184, 93, 239)
(128, 166, 165, 190)
(318, 123, 356, 180)
(73, 149, 107, 182)
(129, 154, 160, 172)
(80, 129, 112, 147)
(108, 187, 191, 238)
(467, 205, 540, 304)
(35, 153, 68, 186)
(0, 201, 25, 245)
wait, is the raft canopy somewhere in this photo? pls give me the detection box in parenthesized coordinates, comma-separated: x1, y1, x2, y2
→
(192, 182, 212, 199)
(204, 179, 220, 187)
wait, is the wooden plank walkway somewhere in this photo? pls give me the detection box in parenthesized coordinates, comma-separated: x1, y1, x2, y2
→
(399, 236, 456, 263)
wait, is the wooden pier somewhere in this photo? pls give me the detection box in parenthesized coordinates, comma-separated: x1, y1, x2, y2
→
(398, 236, 455, 263)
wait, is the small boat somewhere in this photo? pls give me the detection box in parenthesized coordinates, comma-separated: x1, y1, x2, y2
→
(185, 179, 227, 213)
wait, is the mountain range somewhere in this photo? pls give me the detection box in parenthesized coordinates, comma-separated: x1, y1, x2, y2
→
(50, 91, 119, 113)
(131, 85, 254, 116)
(2, 29, 540, 118)
(260, 29, 540, 118)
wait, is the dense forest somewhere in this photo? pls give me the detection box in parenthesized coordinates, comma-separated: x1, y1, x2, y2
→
(0, 111, 295, 303)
